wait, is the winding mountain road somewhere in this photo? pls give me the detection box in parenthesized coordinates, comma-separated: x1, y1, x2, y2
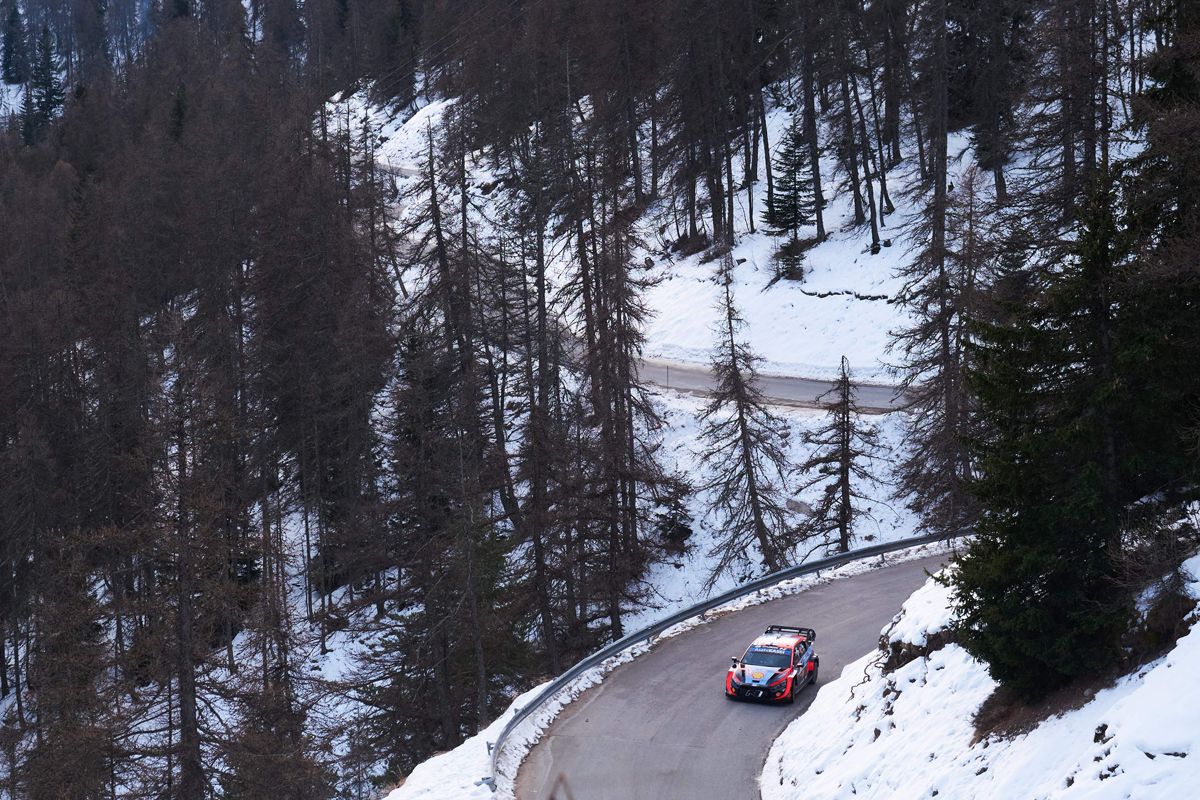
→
(515, 554, 946, 800)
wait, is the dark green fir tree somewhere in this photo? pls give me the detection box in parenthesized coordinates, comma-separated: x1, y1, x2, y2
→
(1122, 0, 1200, 490)
(761, 114, 814, 280)
(31, 25, 63, 121)
(2, 0, 29, 85)
(952, 169, 1133, 700)
(19, 80, 35, 145)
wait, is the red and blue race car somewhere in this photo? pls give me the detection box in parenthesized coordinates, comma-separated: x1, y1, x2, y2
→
(725, 625, 819, 703)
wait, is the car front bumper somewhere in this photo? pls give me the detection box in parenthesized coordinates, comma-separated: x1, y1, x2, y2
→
(727, 682, 790, 701)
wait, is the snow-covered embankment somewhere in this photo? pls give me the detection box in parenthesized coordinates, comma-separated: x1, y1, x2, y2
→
(763, 557, 1200, 800)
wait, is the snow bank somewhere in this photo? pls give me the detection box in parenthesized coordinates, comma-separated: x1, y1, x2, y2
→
(763, 556, 1200, 800)
(383, 684, 546, 800)
(883, 571, 954, 648)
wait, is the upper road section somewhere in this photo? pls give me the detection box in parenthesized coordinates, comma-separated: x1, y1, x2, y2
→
(641, 357, 904, 413)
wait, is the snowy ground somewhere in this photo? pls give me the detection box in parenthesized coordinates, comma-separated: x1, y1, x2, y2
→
(762, 555, 1200, 800)
(637, 106, 927, 383)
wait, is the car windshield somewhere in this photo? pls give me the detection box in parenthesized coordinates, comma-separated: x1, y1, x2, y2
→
(741, 646, 791, 669)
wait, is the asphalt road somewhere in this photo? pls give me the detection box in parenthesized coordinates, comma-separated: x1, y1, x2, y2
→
(515, 554, 947, 800)
(640, 358, 905, 414)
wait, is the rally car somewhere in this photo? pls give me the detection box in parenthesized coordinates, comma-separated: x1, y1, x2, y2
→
(725, 625, 819, 703)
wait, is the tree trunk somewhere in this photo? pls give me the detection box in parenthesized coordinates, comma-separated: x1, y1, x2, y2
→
(174, 394, 204, 800)
(802, 48, 826, 241)
(840, 67, 865, 224)
(758, 89, 774, 213)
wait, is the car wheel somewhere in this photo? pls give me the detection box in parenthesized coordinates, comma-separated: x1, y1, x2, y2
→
(810, 661, 819, 686)
(787, 678, 797, 704)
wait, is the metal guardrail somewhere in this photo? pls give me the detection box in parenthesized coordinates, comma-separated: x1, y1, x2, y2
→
(486, 532, 949, 792)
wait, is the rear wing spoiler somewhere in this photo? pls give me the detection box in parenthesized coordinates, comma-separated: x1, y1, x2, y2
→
(765, 625, 816, 642)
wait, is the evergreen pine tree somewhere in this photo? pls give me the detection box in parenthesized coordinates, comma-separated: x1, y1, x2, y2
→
(953, 168, 1133, 699)
(221, 688, 334, 800)
(1123, 1, 1200, 494)
(31, 25, 63, 123)
(19, 80, 35, 144)
(797, 356, 881, 554)
(698, 254, 796, 582)
(23, 544, 114, 799)
(1, 0, 28, 85)
(761, 114, 814, 280)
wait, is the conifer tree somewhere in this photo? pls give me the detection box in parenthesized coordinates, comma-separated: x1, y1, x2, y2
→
(890, 165, 991, 539)
(953, 169, 1132, 699)
(1123, 0, 1200, 493)
(18, 81, 34, 144)
(797, 357, 881, 554)
(221, 688, 334, 800)
(23, 546, 114, 799)
(1, 0, 28, 85)
(30, 25, 63, 123)
(698, 254, 796, 582)
(761, 114, 814, 280)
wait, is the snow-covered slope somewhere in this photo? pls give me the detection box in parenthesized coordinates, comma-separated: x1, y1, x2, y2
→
(330, 84, 928, 609)
(763, 556, 1200, 800)
(638, 129, 919, 383)
(349, 89, 937, 383)
(0, 82, 21, 119)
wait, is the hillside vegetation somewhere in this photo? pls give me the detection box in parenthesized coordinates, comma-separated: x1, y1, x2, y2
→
(0, 0, 1198, 796)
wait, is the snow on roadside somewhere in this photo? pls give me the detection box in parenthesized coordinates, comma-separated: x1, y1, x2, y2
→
(388, 538, 953, 800)
(883, 571, 955, 648)
(382, 683, 546, 800)
(763, 555, 1200, 800)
